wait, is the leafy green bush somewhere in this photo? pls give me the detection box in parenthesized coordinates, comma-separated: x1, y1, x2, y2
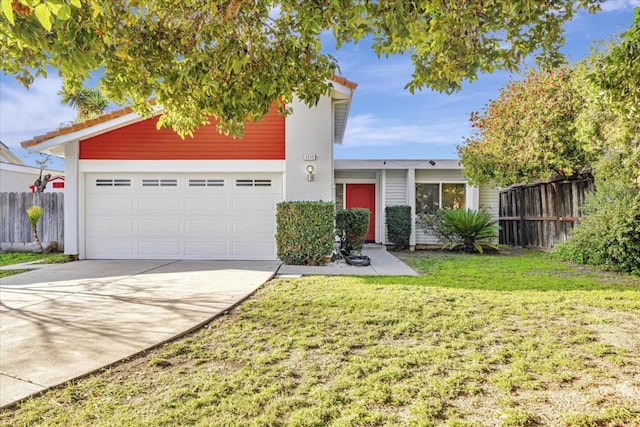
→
(276, 201, 335, 265)
(385, 205, 411, 249)
(554, 173, 640, 275)
(336, 208, 370, 255)
(418, 209, 499, 253)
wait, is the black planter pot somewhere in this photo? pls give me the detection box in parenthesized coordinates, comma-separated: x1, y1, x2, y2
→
(346, 255, 371, 267)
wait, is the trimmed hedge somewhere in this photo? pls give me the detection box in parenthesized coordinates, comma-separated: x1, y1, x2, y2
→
(385, 205, 411, 249)
(336, 208, 370, 254)
(276, 201, 335, 265)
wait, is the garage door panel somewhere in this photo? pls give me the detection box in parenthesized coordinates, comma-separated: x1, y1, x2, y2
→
(86, 241, 135, 258)
(232, 197, 274, 212)
(232, 219, 275, 234)
(185, 198, 229, 212)
(185, 219, 228, 234)
(185, 241, 230, 257)
(140, 219, 181, 234)
(85, 173, 281, 260)
(139, 198, 181, 212)
(86, 198, 135, 213)
(86, 219, 135, 234)
(138, 241, 182, 257)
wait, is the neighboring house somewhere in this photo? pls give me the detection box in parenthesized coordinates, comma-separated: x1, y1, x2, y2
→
(0, 141, 64, 193)
(334, 159, 499, 248)
(29, 175, 65, 193)
(21, 77, 499, 260)
(21, 77, 356, 260)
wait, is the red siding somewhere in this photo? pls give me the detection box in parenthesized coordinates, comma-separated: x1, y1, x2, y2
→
(80, 107, 285, 160)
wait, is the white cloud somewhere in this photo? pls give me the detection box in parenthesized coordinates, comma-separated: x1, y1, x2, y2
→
(600, 0, 640, 12)
(343, 114, 470, 148)
(0, 75, 75, 152)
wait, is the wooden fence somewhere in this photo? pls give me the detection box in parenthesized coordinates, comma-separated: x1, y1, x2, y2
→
(0, 192, 64, 250)
(499, 178, 595, 248)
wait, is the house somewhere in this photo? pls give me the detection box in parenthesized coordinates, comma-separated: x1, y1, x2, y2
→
(29, 175, 65, 193)
(21, 77, 355, 260)
(334, 159, 499, 248)
(21, 77, 499, 260)
(0, 141, 64, 193)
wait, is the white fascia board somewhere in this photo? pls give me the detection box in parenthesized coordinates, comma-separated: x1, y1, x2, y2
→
(329, 81, 353, 99)
(25, 110, 153, 154)
(334, 159, 462, 170)
(79, 159, 286, 173)
(0, 162, 64, 174)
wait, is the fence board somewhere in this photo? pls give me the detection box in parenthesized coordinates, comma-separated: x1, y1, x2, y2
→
(0, 192, 64, 250)
(499, 178, 594, 248)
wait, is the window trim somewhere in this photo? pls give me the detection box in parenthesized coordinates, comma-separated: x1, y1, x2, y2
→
(415, 181, 467, 214)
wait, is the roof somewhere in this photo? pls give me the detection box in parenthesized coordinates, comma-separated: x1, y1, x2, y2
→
(1, 141, 26, 165)
(334, 159, 463, 170)
(21, 107, 135, 149)
(21, 76, 358, 151)
(330, 76, 358, 90)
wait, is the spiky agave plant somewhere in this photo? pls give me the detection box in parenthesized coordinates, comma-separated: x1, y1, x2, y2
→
(439, 209, 499, 253)
(26, 205, 44, 253)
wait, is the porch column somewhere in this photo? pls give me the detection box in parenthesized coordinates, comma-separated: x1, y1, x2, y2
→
(408, 168, 416, 250)
(64, 141, 79, 257)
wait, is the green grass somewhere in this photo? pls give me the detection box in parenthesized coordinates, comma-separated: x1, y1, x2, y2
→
(0, 253, 73, 278)
(1, 251, 639, 426)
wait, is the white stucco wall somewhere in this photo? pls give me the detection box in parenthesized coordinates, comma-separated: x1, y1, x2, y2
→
(284, 96, 334, 202)
(0, 163, 64, 192)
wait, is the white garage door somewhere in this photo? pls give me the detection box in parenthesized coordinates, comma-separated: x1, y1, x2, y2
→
(84, 173, 282, 260)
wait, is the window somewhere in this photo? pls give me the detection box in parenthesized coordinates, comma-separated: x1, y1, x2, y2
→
(335, 183, 344, 210)
(235, 179, 272, 187)
(142, 179, 178, 187)
(96, 178, 131, 187)
(416, 183, 465, 214)
(189, 179, 224, 187)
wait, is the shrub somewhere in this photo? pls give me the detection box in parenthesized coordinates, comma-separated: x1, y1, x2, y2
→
(335, 208, 370, 255)
(276, 201, 335, 265)
(385, 205, 411, 249)
(26, 205, 44, 253)
(554, 172, 640, 275)
(418, 208, 499, 253)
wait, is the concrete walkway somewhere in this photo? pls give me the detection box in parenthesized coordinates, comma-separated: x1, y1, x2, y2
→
(277, 244, 418, 276)
(0, 260, 279, 407)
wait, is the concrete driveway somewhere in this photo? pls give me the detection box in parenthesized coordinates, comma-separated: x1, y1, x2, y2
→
(0, 259, 279, 407)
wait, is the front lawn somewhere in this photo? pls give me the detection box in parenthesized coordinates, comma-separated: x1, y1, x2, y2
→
(0, 253, 73, 278)
(2, 251, 639, 426)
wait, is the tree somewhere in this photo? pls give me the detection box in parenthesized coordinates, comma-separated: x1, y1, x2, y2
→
(1, 0, 600, 137)
(458, 68, 596, 187)
(59, 85, 109, 122)
(33, 154, 51, 192)
(554, 12, 640, 275)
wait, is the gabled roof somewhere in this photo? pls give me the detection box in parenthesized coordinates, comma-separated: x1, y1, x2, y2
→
(0, 141, 26, 165)
(21, 107, 135, 150)
(21, 76, 357, 153)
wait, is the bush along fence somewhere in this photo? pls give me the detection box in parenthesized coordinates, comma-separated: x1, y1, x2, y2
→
(499, 178, 594, 248)
(0, 192, 64, 252)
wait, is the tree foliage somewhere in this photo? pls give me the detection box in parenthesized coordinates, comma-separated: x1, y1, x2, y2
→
(459, 68, 597, 187)
(59, 85, 109, 122)
(554, 12, 640, 275)
(1, 0, 599, 136)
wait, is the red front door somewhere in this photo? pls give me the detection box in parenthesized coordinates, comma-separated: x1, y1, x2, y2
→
(346, 183, 376, 241)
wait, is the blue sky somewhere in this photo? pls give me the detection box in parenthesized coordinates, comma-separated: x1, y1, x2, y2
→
(0, 1, 637, 169)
